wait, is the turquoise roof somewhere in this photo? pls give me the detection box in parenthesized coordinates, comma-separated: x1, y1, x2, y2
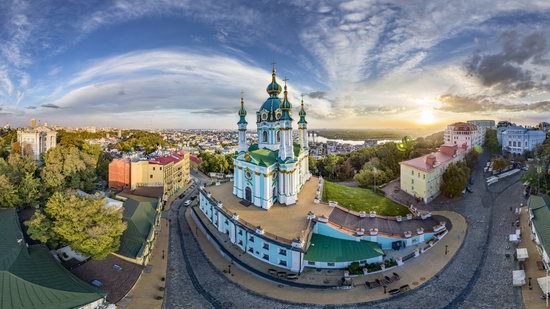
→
(0, 208, 106, 309)
(298, 99, 307, 125)
(238, 97, 247, 125)
(258, 96, 282, 123)
(304, 233, 384, 262)
(266, 67, 282, 97)
(529, 195, 550, 256)
(244, 143, 303, 166)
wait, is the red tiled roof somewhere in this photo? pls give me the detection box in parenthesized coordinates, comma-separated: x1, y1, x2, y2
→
(400, 144, 467, 172)
(189, 155, 202, 164)
(449, 122, 478, 131)
(149, 154, 183, 165)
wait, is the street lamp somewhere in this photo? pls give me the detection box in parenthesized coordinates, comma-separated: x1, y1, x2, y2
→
(373, 167, 377, 193)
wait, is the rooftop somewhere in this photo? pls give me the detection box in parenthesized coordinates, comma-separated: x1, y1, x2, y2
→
(206, 177, 333, 241)
(529, 195, 550, 256)
(304, 233, 383, 262)
(0, 208, 105, 309)
(149, 154, 184, 165)
(400, 144, 467, 172)
(116, 194, 160, 259)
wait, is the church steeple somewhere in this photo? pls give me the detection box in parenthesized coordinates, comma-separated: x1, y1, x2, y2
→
(237, 93, 248, 153)
(266, 62, 282, 97)
(298, 94, 308, 150)
(280, 78, 292, 121)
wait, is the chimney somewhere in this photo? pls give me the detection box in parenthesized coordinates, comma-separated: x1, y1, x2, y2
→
(425, 154, 436, 167)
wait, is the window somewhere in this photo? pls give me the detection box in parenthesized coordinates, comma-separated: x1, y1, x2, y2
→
(411, 179, 414, 184)
(263, 131, 268, 142)
(276, 131, 280, 142)
(262, 254, 269, 261)
(279, 260, 287, 267)
(263, 243, 269, 250)
(307, 261, 315, 266)
(238, 240, 243, 246)
(238, 229, 243, 236)
(423, 174, 426, 179)
(150, 175, 153, 179)
(327, 262, 335, 267)
(360, 260, 367, 265)
(248, 247, 253, 253)
(411, 170, 414, 175)
(153, 167, 155, 171)
(279, 248, 287, 256)
(160, 167, 162, 171)
(249, 236, 254, 242)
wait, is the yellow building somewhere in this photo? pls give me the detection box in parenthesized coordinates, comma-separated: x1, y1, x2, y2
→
(123, 152, 190, 201)
(400, 144, 467, 203)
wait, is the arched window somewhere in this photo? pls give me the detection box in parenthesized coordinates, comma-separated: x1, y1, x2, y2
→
(263, 131, 268, 142)
(276, 131, 280, 143)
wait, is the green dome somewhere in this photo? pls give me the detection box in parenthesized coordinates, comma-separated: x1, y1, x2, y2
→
(257, 97, 282, 122)
(266, 67, 282, 96)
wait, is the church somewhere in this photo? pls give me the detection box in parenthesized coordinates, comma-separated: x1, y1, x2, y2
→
(232, 66, 311, 209)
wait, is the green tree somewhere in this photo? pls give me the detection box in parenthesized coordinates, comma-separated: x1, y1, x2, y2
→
(440, 161, 470, 198)
(26, 191, 127, 259)
(225, 153, 234, 172)
(485, 129, 500, 153)
(41, 145, 99, 194)
(354, 164, 390, 188)
(465, 150, 479, 169)
(199, 152, 230, 174)
(0, 154, 40, 208)
(0, 174, 21, 208)
(308, 156, 319, 175)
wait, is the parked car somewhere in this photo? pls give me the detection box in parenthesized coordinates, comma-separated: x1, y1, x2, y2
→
(184, 200, 191, 206)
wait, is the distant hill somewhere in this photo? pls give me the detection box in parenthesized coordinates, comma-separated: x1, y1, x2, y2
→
(315, 128, 443, 141)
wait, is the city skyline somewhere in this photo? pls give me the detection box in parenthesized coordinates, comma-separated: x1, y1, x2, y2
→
(1, 1, 550, 129)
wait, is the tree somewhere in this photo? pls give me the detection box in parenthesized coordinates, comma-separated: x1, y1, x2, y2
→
(308, 156, 319, 175)
(41, 145, 99, 194)
(25, 191, 127, 259)
(485, 129, 500, 153)
(199, 152, 230, 174)
(465, 150, 479, 169)
(492, 157, 509, 173)
(354, 164, 390, 188)
(440, 161, 470, 198)
(0, 154, 40, 208)
(0, 174, 21, 208)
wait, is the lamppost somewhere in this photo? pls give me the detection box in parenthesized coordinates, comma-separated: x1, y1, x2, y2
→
(373, 167, 377, 193)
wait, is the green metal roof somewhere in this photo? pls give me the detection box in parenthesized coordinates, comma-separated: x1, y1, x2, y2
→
(117, 194, 160, 259)
(529, 195, 550, 256)
(245, 143, 303, 167)
(0, 208, 106, 309)
(304, 233, 384, 263)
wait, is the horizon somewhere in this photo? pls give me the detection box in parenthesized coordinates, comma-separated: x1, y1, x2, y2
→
(2, 1, 550, 129)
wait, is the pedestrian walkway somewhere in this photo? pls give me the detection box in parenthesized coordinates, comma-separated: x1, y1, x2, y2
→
(520, 206, 548, 309)
(186, 207, 467, 305)
(117, 184, 191, 309)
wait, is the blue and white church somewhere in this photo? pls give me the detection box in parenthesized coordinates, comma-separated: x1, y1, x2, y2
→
(233, 66, 311, 209)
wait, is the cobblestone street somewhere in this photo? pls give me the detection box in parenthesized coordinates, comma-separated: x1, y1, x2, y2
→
(165, 153, 526, 308)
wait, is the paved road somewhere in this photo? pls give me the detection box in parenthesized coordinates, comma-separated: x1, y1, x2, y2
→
(165, 156, 525, 308)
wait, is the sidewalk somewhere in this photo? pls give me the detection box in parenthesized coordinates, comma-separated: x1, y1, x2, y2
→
(520, 207, 548, 309)
(186, 208, 467, 305)
(117, 185, 191, 309)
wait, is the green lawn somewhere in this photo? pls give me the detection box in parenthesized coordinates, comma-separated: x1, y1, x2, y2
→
(323, 181, 411, 216)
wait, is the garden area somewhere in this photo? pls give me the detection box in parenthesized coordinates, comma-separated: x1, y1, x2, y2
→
(323, 181, 411, 216)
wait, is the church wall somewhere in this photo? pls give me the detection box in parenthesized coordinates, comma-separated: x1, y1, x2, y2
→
(198, 190, 301, 272)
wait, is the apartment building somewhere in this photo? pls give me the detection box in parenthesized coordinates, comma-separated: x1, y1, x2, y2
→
(17, 121, 57, 161)
(444, 122, 482, 149)
(400, 144, 467, 203)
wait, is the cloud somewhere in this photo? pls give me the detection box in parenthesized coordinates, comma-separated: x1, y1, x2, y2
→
(437, 94, 550, 113)
(41, 103, 60, 109)
(44, 50, 297, 119)
(465, 31, 549, 95)
(25, 105, 36, 109)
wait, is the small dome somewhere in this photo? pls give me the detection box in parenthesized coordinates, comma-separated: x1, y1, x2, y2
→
(281, 83, 292, 110)
(266, 67, 282, 96)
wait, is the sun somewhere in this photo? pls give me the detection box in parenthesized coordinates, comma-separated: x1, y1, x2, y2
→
(419, 108, 436, 125)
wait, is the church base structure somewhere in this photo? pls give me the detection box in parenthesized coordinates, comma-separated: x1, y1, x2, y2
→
(196, 179, 451, 275)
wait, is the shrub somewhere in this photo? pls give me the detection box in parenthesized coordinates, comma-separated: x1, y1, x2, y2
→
(384, 258, 397, 268)
(348, 262, 362, 275)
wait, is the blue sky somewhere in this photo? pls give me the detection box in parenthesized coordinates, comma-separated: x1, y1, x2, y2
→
(1, 0, 550, 129)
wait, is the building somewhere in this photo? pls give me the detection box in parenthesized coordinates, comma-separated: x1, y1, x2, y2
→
(195, 67, 449, 274)
(114, 193, 161, 265)
(232, 65, 311, 209)
(400, 144, 468, 203)
(498, 125, 546, 155)
(17, 121, 57, 160)
(528, 195, 550, 270)
(108, 152, 190, 201)
(443, 122, 482, 149)
(467, 119, 495, 144)
(0, 208, 107, 309)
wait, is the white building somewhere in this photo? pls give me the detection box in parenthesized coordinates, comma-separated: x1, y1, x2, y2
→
(444, 122, 482, 149)
(498, 126, 546, 155)
(467, 120, 495, 145)
(17, 122, 57, 160)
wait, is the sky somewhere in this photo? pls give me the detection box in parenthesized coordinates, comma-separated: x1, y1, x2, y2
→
(1, 0, 550, 130)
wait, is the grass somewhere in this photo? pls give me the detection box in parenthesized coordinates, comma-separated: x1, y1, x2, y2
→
(323, 181, 411, 216)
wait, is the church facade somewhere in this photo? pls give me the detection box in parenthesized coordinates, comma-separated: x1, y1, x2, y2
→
(232, 66, 311, 209)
